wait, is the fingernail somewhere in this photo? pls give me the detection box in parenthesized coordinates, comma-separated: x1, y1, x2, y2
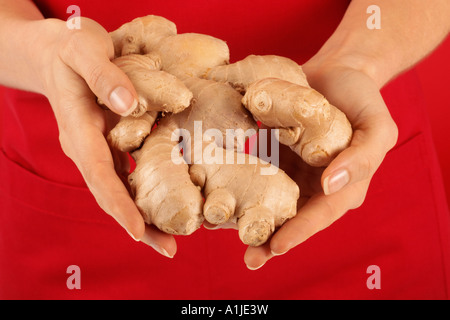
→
(271, 249, 288, 256)
(141, 237, 174, 258)
(246, 262, 265, 271)
(126, 229, 140, 242)
(150, 244, 174, 259)
(323, 169, 350, 195)
(109, 86, 137, 116)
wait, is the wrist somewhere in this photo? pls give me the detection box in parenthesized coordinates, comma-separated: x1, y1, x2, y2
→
(302, 45, 388, 89)
(22, 18, 67, 96)
(0, 17, 65, 95)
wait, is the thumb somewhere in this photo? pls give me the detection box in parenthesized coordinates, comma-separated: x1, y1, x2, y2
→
(59, 21, 138, 116)
(305, 67, 399, 197)
(321, 112, 398, 197)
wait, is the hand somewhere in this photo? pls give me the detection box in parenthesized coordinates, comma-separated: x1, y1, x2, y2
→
(36, 17, 176, 258)
(244, 58, 398, 269)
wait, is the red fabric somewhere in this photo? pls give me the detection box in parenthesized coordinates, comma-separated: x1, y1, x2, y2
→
(0, 0, 449, 299)
(416, 37, 450, 203)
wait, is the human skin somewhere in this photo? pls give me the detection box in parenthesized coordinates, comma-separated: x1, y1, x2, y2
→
(0, 0, 176, 258)
(0, 0, 449, 265)
(242, 0, 450, 269)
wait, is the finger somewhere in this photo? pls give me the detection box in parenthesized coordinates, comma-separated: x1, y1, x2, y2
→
(59, 98, 178, 257)
(245, 180, 369, 268)
(77, 130, 178, 258)
(59, 21, 138, 116)
(76, 130, 146, 241)
(57, 99, 145, 241)
(322, 111, 398, 195)
(141, 224, 177, 258)
(87, 155, 176, 258)
(271, 182, 368, 255)
(302, 67, 398, 195)
(112, 145, 131, 175)
(110, 147, 132, 193)
(244, 243, 273, 270)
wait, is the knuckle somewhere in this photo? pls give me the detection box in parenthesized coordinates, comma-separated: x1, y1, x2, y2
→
(59, 29, 86, 61)
(352, 192, 367, 209)
(320, 198, 341, 229)
(375, 114, 399, 151)
(80, 160, 101, 190)
(85, 63, 106, 91)
(386, 118, 399, 149)
(343, 177, 370, 210)
(81, 162, 95, 185)
(81, 159, 112, 188)
(358, 151, 374, 180)
(55, 115, 74, 158)
(58, 132, 71, 158)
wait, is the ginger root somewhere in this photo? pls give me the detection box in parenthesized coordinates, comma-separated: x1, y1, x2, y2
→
(243, 78, 352, 167)
(206, 54, 352, 166)
(104, 15, 353, 246)
(205, 54, 309, 92)
(129, 119, 204, 235)
(155, 33, 230, 78)
(111, 15, 177, 56)
(175, 77, 298, 246)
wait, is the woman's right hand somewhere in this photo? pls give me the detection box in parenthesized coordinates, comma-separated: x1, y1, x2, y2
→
(32, 17, 176, 258)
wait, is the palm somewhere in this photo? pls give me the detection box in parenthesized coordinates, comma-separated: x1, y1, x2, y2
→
(244, 65, 398, 269)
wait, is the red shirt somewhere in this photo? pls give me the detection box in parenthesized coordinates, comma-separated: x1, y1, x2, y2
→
(0, 0, 449, 299)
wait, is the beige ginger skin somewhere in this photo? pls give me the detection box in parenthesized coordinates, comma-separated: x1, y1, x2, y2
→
(243, 78, 352, 167)
(104, 15, 352, 246)
(206, 56, 353, 167)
